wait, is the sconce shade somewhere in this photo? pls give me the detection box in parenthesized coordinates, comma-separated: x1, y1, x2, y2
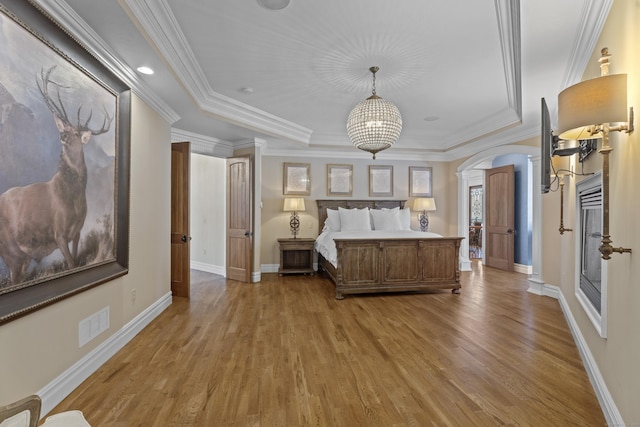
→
(558, 74, 627, 140)
(412, 197, 436, 211)
(283, 197, 305, 212)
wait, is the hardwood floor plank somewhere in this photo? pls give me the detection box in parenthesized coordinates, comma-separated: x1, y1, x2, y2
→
(44, 262, 606, 426)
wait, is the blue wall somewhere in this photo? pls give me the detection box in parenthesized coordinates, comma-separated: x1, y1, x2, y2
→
(492, 154, 532, 266)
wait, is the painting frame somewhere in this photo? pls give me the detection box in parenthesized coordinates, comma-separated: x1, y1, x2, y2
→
(283, 162, 310, 195)
(409, 166, 433, 197)
(0, 0, 131, 325)
(327, 164, 353, 197)
(369, 165, 393, 197)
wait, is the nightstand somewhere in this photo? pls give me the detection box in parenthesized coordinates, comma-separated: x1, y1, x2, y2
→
(278, 238, 315, 276)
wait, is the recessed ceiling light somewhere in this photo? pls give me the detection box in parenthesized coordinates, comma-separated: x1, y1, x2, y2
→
(136, 66, 154, 75)
(423, 116, 439, 122)
(240, 87, 254, 94)
(257, 0, 291, 10)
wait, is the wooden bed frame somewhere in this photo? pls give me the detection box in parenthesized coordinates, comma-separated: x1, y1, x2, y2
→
(316, 200, 463, 299)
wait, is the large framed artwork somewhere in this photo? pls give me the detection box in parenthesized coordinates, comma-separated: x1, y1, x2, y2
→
(409, 166, 433, 197)
(0, 0, 131, 324)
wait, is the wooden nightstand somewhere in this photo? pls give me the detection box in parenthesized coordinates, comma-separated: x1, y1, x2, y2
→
(278, 238, 315, 276)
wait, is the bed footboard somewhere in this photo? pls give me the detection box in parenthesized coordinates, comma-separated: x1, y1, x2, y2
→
(326, 237, 463, 299)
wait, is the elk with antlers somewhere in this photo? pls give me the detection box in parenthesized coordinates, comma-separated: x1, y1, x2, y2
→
(0, 66, 113, 285)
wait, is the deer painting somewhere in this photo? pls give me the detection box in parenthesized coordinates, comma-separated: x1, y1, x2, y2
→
(0, 66, 113, 286)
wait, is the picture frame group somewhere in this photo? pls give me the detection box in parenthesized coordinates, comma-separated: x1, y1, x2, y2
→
(281, 163, 433, 199)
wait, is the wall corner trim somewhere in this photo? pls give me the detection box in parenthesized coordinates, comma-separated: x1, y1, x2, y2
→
(37, 292, 173, 417)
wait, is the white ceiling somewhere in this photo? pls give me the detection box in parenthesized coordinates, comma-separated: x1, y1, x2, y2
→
(37, 0, 612, 161)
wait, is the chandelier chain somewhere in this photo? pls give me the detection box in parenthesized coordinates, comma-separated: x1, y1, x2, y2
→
(369, 66, 378, 96)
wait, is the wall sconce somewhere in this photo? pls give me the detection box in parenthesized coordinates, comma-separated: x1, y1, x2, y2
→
(557, 48, 633, 259)
(551, 156, 573, 235)
(412, 197, 436, 232)
(283, 197, 305, 238)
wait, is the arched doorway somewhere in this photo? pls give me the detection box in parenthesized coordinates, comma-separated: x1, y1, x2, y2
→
(456, 145, 543, 292)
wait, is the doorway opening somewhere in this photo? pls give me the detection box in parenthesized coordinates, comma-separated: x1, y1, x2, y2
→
(457, 145, 540, 283)
(469, 185, 483, 259)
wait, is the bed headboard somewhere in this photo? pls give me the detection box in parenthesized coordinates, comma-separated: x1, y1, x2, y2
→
(316, 199, 406, 235)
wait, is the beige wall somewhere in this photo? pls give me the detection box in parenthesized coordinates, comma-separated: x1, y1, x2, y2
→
(542, 1, 640, 423)
(260, 155, 454, 266)
(0, 94, 171, 405)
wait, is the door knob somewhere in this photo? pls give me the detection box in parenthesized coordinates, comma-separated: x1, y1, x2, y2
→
(507, 228, 514, 234)
(181, 235, 188, 243)
(244, 231, 253, 237)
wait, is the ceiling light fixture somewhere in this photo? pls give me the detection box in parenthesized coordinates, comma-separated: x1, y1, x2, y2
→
(347, 66, 402, 159)
(257, 0, 291, 10)
(136, 66, 154, 75)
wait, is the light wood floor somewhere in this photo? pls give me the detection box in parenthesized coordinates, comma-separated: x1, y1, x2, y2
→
(47, 261, 606, 426)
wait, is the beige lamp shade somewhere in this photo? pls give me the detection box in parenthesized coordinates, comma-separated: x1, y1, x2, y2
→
(283, 197, 305, 212)
(558, 74, 627, 140)
(412, 197, 436, 211)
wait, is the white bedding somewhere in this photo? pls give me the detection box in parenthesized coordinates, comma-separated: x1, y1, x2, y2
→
(315, 230, 443, 268)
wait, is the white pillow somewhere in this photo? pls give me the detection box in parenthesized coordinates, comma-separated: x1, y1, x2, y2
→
(383, 207, 411, 230)
(338, 207, 371, 231)
(370, 209, 403, 231)
(323, 208, 341, 232)
(398, 208, 412, 230)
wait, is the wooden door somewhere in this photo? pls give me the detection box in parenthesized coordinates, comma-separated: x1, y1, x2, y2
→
(171, 142, 190, 297)
(485, 164, 515, 271)
(226, 156, 252, 282)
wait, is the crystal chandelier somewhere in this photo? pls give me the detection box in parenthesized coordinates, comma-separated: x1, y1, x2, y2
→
(347, 66, 403, 159)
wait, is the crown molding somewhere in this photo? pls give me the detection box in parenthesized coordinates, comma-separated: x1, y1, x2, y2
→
(122, 0, 313, 144)
(560, 0, 614, 89)
(171, 128, 234, 157)
(495, 0, 522, 118)
(31, 0, 181, 125)
(444, 106, 522, 149)
(261, 145, 452, 162)
(235, 138, 267, 150)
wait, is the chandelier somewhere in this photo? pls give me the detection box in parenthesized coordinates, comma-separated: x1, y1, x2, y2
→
(347, 66, 403, 159)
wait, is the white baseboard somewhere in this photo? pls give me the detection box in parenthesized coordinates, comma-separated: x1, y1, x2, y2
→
(534, 283, 623, 426)
(459, 257, 472, 271)
(261, 263, 279, 274)
(191, 261, 261, 282)
(37, 292, 173, 417)
(260, 263, 320, 275)
(514, 263, 532, 274)
(190, 260, 225, 276)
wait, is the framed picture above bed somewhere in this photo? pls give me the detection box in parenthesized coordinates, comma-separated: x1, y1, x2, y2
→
(283, 162, 310, 195)
(409, 166, 433, 197)
(369, 165, 393, 197)
(327, 164, 353, 197)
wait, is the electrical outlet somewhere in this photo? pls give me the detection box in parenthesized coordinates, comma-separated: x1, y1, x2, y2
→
(131, 288, 137, 302)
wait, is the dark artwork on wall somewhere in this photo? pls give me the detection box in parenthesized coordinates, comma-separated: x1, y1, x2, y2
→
(0, 0, 131, 324)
